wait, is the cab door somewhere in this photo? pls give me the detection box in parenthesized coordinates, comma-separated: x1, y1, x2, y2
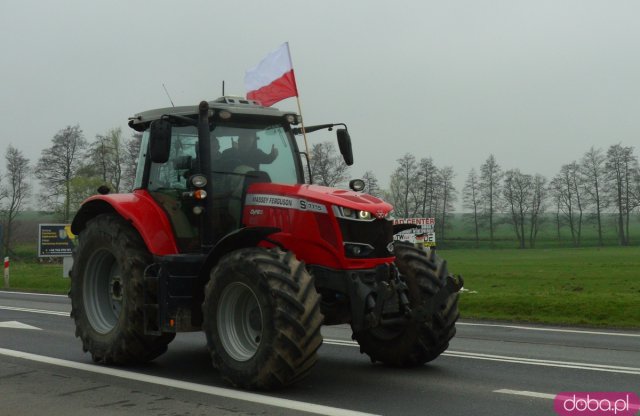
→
(147, 127, 201, 252)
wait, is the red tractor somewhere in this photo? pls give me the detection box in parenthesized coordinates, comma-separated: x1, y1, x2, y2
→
(69, 97, 462, 389)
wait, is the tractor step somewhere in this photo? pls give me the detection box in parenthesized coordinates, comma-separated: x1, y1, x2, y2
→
(143, 254, 206, 335)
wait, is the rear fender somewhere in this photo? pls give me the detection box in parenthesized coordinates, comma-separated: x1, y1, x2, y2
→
(71, 191, 179, 255)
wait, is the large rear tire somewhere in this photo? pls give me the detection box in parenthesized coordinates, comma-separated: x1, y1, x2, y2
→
(352, 243, 461, 366)
(69, 214, 174, 364)
(202, 248, 323, 390)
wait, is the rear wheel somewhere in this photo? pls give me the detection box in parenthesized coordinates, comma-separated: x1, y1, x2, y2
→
(69, 214, 174, 364)
(352, 243, 461, 366)
(202, 248, 323, 389)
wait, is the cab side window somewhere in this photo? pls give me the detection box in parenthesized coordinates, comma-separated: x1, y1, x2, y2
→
(148, 129, 198, 191)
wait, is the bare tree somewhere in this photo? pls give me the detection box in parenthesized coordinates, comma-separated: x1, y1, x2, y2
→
(35, 125, 87, 222)
(549, 179, 564, 243)
(1, 146, 31, 256)
(87, 127, 126, 192)
(605, 144, 638, 245)
(361, 170, 380, 197)
(121, 132, 142, 192)
(415, 157, 438, 218)
(580, 147, 607, 245)
(310, 142, 350, 187)
(479, 155, 502, 247)
(462, 168, 481, 246)
(551, 162, 585, 246)
(503, 169, 532, 248)
(388, 153, 418, 218)
(438, 166, 457, 242)
(633, 168, 640, 213)
(528, 174, 547, 247)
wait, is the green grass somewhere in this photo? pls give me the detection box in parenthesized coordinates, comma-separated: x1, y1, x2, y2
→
(441, 246, 640, 328)
(4, 262, 69, 294)
(443, 213, 640, 249)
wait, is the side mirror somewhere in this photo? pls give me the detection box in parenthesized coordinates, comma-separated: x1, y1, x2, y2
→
(337, 128, 354, 166)
(149, 119, 172, 163)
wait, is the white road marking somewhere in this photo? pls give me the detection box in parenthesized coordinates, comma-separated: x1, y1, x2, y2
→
(0, 290, 67, 298)
(458, 322, 640, 338)
(4, 293, 637, 340)
(0, 321, 41, 330)
(322, 339, 640, 375)
(0, 347, 379, 416)
(442, 351, 640, 375)
(3, 300, 638, 377)
(494, 389, 556, 400)
(0, 305, 69, 316)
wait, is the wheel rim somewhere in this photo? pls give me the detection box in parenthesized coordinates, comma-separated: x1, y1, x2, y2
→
(217, 282, 263, 362)
(83, 248, 123, 334)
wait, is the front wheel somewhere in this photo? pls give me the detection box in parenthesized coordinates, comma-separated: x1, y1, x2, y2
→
(352, 244, 462, 366)
(202, 248, 323, 390)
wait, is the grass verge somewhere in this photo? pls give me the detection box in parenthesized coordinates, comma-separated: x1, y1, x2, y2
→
(442, 246, 640, 328)
(3, 262, 69, 295)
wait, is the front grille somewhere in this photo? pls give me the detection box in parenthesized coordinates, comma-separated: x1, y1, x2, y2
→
(337, 218, 394, 258)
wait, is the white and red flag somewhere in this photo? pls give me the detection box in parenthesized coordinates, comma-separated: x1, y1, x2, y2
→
(244, 42, 299, 107)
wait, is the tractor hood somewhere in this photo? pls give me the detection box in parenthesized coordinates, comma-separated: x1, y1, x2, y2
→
(246, 182, 394, 219)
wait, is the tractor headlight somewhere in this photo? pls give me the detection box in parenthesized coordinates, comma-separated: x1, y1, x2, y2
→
(358, 210, 371, 220)
(333, 206, 375, 222)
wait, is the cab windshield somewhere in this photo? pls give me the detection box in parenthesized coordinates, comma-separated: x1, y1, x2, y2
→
(138, 123, 303, 192)
(212, 124, 302, 185)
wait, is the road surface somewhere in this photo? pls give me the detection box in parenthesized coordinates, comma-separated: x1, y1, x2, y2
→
(0, 290, 638, 416)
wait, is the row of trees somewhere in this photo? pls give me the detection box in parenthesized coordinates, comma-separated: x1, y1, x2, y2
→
(462, 145, 639, 247)
(0, 125, 141, 256)
(1, 124, 638, 255)
(34, 125, 141, 223)
(312, 142, 640, 248)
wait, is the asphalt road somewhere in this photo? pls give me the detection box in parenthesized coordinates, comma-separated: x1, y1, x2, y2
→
(0, 290, 638, 416)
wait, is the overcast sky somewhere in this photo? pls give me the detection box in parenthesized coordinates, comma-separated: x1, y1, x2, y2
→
(1, 0, 639, 204)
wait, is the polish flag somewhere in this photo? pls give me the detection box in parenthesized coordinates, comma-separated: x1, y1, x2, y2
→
(245, 43, 299, 107)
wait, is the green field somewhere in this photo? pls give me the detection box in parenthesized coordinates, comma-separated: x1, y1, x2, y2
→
(442, 246, 640, 328)
(442, 213, 640, 249)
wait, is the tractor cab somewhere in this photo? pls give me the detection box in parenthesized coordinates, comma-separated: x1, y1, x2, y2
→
(129, 97, 349, 252)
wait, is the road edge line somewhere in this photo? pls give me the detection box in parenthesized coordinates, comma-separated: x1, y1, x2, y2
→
(0, 347, 379, 416)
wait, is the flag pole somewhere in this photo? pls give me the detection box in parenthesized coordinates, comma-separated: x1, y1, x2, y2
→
(285, 42, 311, 162)
(295, 96, 310, 159)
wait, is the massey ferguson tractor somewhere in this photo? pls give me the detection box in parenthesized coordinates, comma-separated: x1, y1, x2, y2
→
(69, 97, 463, 389)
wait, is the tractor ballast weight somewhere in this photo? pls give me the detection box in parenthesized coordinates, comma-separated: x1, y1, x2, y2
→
(69, 97, 462, 389)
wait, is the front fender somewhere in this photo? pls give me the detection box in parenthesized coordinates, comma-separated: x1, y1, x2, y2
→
(71, 190, 179, 255)
(197, 226, 281, 280)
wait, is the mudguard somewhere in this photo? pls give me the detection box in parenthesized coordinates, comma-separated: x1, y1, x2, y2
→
(71, 190, 179, 255)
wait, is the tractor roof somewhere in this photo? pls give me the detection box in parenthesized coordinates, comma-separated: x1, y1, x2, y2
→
(128, 96, 296, 132)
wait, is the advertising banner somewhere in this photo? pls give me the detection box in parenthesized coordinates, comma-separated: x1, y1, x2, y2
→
(38, 224, 75, 257)
(393, 218, 436, 247)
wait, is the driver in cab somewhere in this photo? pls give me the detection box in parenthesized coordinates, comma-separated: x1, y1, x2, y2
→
(221, 131, 278, 171)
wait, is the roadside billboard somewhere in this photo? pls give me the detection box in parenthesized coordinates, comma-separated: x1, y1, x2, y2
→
(393, 218, 436, 247)
(38, 224, 75, 257)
